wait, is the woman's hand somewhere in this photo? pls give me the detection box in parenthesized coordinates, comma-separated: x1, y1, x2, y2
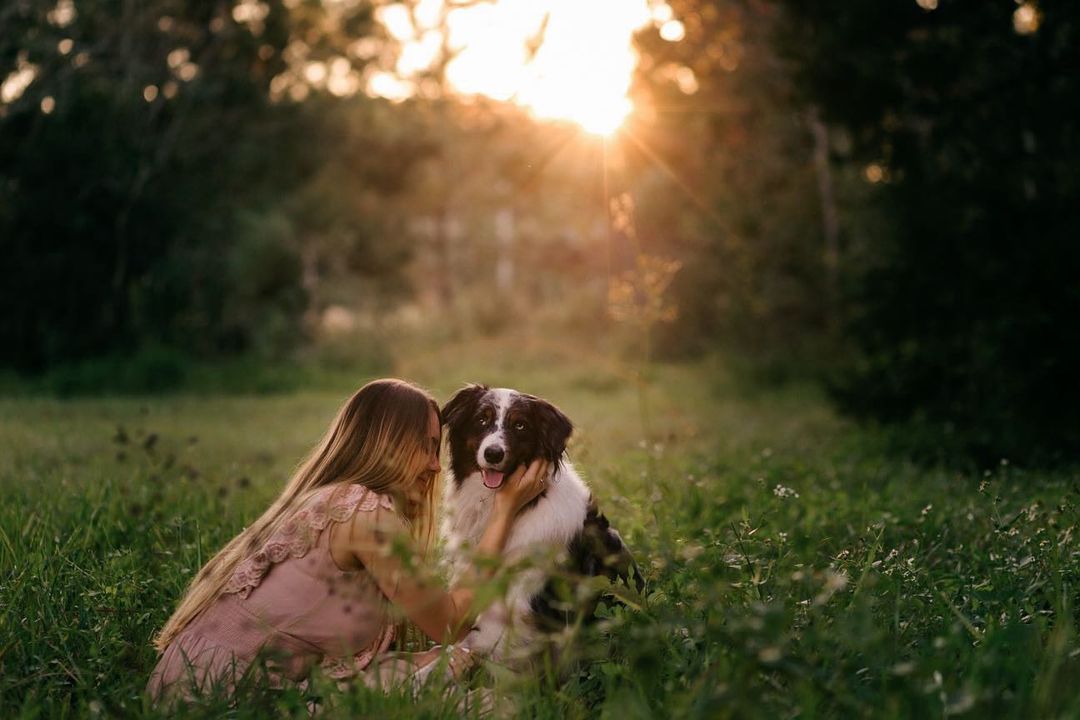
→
(493, 458, 551, 518)
(347, 459, 551, 644)
(406, 645, 478, 681)
(448, 645, 479, 681)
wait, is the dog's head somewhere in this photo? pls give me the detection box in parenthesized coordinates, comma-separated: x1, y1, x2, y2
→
(442, 384, 573, 490)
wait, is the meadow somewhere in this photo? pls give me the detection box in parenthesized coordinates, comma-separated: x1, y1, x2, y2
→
(1, 330, 1077, 718)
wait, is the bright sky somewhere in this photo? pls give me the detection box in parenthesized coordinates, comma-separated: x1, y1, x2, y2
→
(370, 0, 683, 136)
(3, 0, 688, 134)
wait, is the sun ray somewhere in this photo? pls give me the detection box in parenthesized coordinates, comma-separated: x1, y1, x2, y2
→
(619, 125, 735, 236)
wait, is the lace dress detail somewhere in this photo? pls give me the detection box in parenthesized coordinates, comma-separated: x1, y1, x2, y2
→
(148, 482, 413, 704)
(224, 484, 394, 599)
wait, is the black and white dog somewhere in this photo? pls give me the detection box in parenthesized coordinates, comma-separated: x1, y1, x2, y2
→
(439, 384, 643, 666)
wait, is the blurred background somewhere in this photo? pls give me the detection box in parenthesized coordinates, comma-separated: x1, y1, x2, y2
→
(2, 0, 1077, 465)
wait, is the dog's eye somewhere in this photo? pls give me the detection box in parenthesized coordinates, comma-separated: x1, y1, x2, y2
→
(477, 416, 489, 428)
(513, 421, 527, 432)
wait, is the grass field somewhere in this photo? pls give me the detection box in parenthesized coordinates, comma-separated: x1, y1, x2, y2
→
(1, 330, 1078, 718)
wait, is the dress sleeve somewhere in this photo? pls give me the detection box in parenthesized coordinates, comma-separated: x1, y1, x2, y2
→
(223, 484, 395, 599)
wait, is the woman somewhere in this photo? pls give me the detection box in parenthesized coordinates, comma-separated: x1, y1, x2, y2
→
(147, 378, 549, 703)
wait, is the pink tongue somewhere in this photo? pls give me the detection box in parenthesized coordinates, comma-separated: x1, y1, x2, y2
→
(482, 469, 506, 489)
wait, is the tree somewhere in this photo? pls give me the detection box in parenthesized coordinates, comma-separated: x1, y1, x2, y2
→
(629, 0, 830, 362)
(775, 1, 1080, 461)
(0, 0, 423, 372)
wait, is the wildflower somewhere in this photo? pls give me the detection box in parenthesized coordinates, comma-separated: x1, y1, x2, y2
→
(758, 646, 782, 663)
(945, 691, 975, 715)
(773, 484, 799, 499)
(607, 252, 682, 326)
(813, 569, 849, 605)
(679, 543, 705, 561)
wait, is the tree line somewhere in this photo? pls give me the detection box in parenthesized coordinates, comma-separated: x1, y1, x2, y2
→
(3, 0, 1077, 462)
(634, 0, 1079, 462)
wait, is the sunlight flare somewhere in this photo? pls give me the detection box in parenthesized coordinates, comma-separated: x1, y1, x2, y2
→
(376, 0, 661, 136)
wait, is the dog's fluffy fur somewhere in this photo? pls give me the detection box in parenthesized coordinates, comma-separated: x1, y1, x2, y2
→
(439, 384, 642, 665)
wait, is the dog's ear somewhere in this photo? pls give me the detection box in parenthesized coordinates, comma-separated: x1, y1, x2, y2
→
(533, 398, 573, 462)
(441, 384, 488, 429)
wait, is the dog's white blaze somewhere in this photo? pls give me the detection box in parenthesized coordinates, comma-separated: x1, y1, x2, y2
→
(491, 388, 514, 421)
(475, 388, 515, 467)
(442, 459, 591, 659)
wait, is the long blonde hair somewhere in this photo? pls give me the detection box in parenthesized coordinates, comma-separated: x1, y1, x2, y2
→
(153, 378, 441, 652)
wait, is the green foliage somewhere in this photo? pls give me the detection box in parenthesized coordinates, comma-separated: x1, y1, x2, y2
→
(0, 1, 425, 375)
(627, 1, 1080, 462)
(1, 338, 1077, 717)
(631, 1, 831, 361)
(0, 337, 394, 397)
(774, 2, 1080, 462)
(39, 345, 190, 396)
(225, 211, 308, 359)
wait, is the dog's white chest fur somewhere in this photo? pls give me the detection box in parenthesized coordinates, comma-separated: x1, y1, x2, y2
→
(441, 462, 591, 657)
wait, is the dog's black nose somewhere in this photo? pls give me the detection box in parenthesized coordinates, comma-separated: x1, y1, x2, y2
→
(484, 446, 505, 464)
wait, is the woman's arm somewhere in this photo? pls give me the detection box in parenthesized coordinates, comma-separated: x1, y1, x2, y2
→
(335, 459, 550, 643)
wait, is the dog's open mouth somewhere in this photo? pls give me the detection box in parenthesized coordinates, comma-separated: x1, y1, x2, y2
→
(481, 468, 506, 490)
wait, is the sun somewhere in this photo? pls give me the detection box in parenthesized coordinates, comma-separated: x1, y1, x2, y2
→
(504, 0, 649, 136)
(577, 97, 634, 136)
(523, 88, 633, 136)
(374, 0, 656, 136)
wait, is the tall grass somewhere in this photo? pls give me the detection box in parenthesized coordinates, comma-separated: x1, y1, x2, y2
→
(1, 333, 1077, 718)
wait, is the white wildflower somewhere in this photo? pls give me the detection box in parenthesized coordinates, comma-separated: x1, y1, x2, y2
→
(813, 569, 849, 606)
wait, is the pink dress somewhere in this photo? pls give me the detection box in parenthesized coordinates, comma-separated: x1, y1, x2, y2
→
(147, 483, 399, 702)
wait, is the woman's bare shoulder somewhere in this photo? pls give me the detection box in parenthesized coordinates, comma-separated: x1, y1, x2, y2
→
(352, 501, 407, 537)
(331, 498, 411, 563)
